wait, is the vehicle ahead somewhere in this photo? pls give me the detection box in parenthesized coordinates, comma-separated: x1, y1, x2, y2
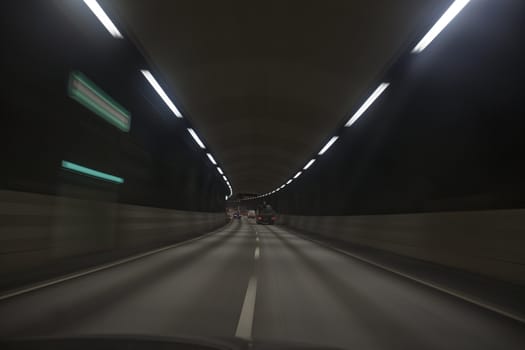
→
(232, 212, 241, 220)
(247, 210, 256, 219)
(256, 206, 276, 225)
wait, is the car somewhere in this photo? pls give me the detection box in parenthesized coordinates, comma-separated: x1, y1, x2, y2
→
(232, 212, 241, 219)
(256, 207, 276, 224)
(247, 210, 256, 219)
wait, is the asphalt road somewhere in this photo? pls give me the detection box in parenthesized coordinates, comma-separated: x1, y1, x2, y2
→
(0, 219, 524, 349)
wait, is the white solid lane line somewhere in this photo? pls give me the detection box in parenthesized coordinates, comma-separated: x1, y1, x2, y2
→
(280, 227, 525, 325)
(0, 223, 232, 301)
(254, 246, 260, 260)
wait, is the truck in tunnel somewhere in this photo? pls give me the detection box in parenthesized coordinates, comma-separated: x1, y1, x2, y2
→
(1, 1, 525, 349)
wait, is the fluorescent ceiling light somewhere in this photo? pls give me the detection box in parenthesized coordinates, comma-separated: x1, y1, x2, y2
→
(62, 160, 123, 184)
(303, 159, 316, 170)
(280, 184, 286, 189)
(187, 128, 206, 149)
(217, 167, 224, 175)
(412, 0, 471, 53)
(286, 179, 293, 185)
(222, 175, 228, 182)
(206, 153, 217, 165)
(318, 136, 339, 155)
(141, 70, 183, 118)
(293, 171, 302, 179)
(83, 0, 123, 38)
(345, 83, 390, 127)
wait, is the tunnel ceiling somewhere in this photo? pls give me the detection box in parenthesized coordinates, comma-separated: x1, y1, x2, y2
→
(104, 0, 447, 194)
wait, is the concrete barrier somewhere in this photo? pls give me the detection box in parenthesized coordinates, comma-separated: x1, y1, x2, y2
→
(0, 190, 228, 289)
(277, 210, 525, 285)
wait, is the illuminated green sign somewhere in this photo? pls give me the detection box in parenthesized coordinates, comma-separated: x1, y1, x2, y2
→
(68, 71, 131, 132)
(62, 160, 124, 184)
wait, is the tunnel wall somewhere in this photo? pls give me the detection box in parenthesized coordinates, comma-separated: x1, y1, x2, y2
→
(0, 1, 231, 290)
(242, 0, 525, 285)
(0, 190, 228, 290)
(277, 210, 525, 285)
(1, 1, 228, 212)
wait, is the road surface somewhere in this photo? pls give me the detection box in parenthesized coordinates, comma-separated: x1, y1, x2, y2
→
(0, 219, 524, 349)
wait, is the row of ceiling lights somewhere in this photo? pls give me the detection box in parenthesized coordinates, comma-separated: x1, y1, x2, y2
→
(83, 0, 471, 202)
(246, 0, 472, 201)
(82, 0, 233, 200)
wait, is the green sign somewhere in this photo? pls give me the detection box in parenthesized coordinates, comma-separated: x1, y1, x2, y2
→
(62, 160, 124, 184)
(68, 71, 131, 132)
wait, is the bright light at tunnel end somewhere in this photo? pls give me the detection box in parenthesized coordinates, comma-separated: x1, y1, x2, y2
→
(412, 0, 471, 54)
(345, 83, 390, 128)
(83, 0, 123, 38)
(141, 70, 183, 118)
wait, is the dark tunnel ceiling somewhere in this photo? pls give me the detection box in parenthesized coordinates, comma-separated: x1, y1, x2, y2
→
(104, 0, 448, 194)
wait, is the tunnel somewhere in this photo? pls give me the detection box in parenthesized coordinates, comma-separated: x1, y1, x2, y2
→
(1, 1, 525, 349)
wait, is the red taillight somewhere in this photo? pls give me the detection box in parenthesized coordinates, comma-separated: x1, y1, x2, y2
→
(257, 216, 262, 220)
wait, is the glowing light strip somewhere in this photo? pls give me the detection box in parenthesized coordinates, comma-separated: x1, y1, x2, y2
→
(141, 70, 183, 118)
(83, 0, 123, 38)
(318, 136, 339, 155)
(412, 0, 471, 53)
(206, 153, 217, 165)
(345, 83, 389, 127)
(187, 128, 206, 149)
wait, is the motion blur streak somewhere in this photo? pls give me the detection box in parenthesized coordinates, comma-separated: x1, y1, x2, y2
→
(206, 153, 217, 165)
(61, 161, 124, 184)
(303, 159, 316, 170)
